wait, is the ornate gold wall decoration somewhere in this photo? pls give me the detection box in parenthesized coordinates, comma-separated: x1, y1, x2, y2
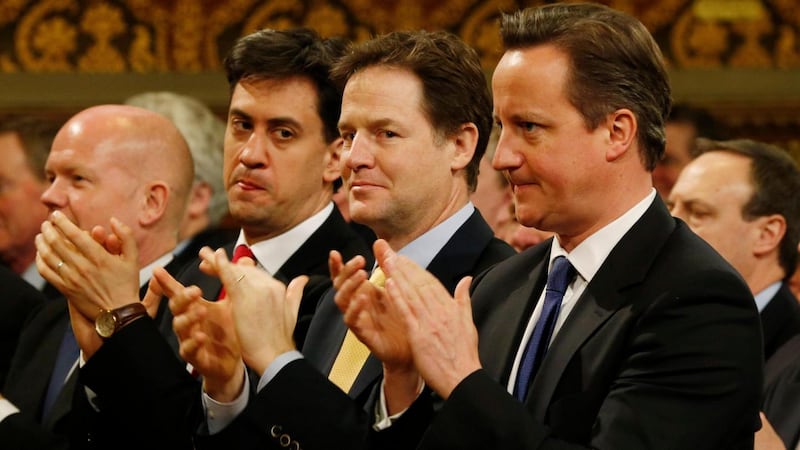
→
(78, 3, 126, 71)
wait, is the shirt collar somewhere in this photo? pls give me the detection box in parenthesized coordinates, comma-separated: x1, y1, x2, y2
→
(21, 262, 46, 290)
(140, 251, 175, 287)
(396, 203, 474, 269)
(754, 281, 782, 313)
(550, 189, 657, 282)
(238, 203, 334, 275)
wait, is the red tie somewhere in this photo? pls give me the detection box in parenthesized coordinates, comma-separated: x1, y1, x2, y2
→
(217, 244, 255, 300)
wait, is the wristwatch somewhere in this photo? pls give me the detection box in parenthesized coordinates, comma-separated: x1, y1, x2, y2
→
(95, 302, 147, 339)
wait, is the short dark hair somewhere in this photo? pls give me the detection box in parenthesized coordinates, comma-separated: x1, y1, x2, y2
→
(0, 116, 61, 180)
(223, 28, 347, 143)
(331, 30, 492, 192)
(696, 138, 800, 278)
(500, 3, 672, 171)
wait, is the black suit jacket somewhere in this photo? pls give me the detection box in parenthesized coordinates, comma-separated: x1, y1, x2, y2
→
(74, 207, 371, 450)
(763, 329, 800, 449)
(383, 198, 763, 450)
(0, 266, 45, 387)
(760, 283, 800, 362)
(199, 209, 516, 450)
(0, 257, 188, 450)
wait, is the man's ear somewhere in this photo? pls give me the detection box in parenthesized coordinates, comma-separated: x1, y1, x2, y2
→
(753, 214, 786, 258)
(605, 108, 637, 162)
(140, 181, 169, 227)
(323, 137, 343, 184)
(450, 122, 478, 172)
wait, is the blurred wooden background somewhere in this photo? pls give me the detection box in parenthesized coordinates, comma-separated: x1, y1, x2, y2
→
(1, 0, 799, 156)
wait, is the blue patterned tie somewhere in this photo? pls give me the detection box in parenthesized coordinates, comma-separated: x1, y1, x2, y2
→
(42, 323, 79, 419)
(514, 255, 576, 401)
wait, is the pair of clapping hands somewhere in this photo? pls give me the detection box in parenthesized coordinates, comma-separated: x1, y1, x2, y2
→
(36, 211, 483, 411)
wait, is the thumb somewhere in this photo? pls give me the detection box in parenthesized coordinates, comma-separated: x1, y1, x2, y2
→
(142, 274, 164, 318)
(454, 276, 473, 317)
(110, 217, 138, 262)
(285, 275, 309, 325)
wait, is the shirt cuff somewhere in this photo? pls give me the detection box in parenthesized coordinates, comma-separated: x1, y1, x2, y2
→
(0, 398, 20, 422)
(203, 366, 251, 435)
(372, 378, 425, 431)
(256, 350, 303, 392)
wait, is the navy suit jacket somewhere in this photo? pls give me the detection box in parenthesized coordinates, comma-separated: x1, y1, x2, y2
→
(197, 209, 515, 450)
(379, 198, 763, 450)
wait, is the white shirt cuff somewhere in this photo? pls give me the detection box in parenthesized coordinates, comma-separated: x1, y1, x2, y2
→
(0, 398, 20, 422)
(203, 367, 251, 435)
(372, 378, 425, 431)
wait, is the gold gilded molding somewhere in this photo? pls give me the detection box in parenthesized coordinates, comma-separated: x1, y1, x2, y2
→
(77, 3, 126, 71)
(16, 0, 78, 71)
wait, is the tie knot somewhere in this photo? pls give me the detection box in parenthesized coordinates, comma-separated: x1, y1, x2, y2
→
(547, 256, 575, 295)
(369, 267, 386, 288)
(232, 244, 255, 263)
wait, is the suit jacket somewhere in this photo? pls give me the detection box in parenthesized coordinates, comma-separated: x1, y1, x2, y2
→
(763, 334, 800, 450)
(0, 258, 187, 450)
(198, 209, 516, 450)
(0, 295, 71, 450)
(382, 198, 763, 450)
(0, 266, 45, 387)
(74, 207, 371, 450)
(760, 283, 800, 362)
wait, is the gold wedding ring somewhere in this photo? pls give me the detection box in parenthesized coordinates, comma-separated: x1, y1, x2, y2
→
(57, 260, 64, 271)
(235, 274, 245, 283)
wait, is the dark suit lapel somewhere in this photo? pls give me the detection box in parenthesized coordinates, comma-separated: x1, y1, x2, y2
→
(324, 210, 505, 400)
(478, 253, 548, 386)
(527, 198, 676, 419)
(425, 210, 496, 293)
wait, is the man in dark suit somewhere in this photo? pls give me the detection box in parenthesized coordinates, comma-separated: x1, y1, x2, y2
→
(669, 138, 800, 361)
(0, 265, 44, 387)
(0, 104, 196, 449)
(337, 4, 763, 449)
(32, 28, 370, 450)
(166, 30, 515, 450)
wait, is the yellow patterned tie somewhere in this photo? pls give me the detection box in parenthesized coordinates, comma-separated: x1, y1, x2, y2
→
(328, 267, 385, 392)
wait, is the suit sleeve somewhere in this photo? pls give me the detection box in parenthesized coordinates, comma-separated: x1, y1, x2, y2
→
(76, 317, 201, 450)
(385, 269, 762, 450)
(196, 358, 371, 450)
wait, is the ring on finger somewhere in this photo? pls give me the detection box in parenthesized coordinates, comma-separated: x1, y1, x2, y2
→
(57, 260, 64, 271)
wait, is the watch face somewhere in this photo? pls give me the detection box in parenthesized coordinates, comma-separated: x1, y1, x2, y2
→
(95, 310, 117, 338)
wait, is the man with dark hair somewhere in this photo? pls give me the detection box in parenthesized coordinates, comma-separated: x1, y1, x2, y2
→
(166, 30, 514, 450)
(653, 103, 725, 198)
(25, 28, 370, 450)
(338, 4, 762, 449)
(0, 117, 61, 297)
(670, 138, 800, 361)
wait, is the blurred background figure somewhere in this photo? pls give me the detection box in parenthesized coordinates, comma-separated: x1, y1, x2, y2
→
(125, 91, 237, 267)
(471, 129, 552, 251)
(669, 138, 800, 362)
(653, 104, 726, 199)
(0, 116, 62, 297)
